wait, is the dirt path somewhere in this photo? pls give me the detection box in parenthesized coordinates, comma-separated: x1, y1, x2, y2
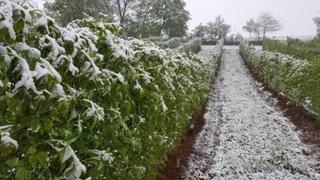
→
(185, 47, 320, 179)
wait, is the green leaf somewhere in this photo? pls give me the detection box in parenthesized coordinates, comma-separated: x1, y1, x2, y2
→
(27, 147, 37, 155)
(5, 158, 19, 168)
(64, 41, 74, 55)
(121, 100, 132, 116)
(4, 33, 16, 45)
(14, 18, 25, 33)
(0, 27, 8, 39)
(43, 119, 53, 132)
(15, 167, 31, 180)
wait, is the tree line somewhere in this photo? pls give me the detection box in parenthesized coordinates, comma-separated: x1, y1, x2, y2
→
(44, 0, 320, 41)
(192, 16, 231, 41)
(191, 13, 282, 43)
(242, 12, 282, 41)
(45, 0, 190, 38)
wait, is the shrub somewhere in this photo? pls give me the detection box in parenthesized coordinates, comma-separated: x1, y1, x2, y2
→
(240, 41, 320, 121)
(158, 37, 185, 49)
(176, 38, 202, 54)
(263, 38, 320, 60)
(0, 1, 222, 179)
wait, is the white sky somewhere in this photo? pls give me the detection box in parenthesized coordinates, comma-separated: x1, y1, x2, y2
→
(184, 0, 320, 37)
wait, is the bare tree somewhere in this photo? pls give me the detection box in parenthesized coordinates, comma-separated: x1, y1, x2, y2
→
(257, 12, 282, 40)
(113, 0, 135, 25)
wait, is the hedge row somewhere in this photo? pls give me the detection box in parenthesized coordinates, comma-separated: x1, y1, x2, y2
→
(158, 37, 185, 49)
(263, 38, 320, 61)
(240, 41, 320, 121)
(0, 1, 222, 179)
(176, 38, 202, 54)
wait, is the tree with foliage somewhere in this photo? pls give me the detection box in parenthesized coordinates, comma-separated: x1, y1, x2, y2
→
(243, 18, 262, 41)
(213, 16, 231, 40)
(243, 19, 256, 40)
(126, 0, 190, 38)
(152, 0, 190, 38)
(206, 22, 216, 41)
(193, 23, 207, 39)
(192, 16, 231, 41)
(257, 12, 282, 40)
(45, 0, 113, 26)
(313, 15, 320, 37)
(126, 0, 157, 37)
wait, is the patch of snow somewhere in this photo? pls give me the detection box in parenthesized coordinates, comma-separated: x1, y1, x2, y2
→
(62, 145, 87, 180)
(0, 125, 18, 149)
(161, 97, 168, 112)
(53, 83, 65, 96)
(133, 80, 143, 92)
(91, 150, 114, 164)
(83, 99, 105, 121)
(1, 134, 18, 148)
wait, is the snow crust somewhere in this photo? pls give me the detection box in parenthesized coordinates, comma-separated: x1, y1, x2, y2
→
(186, 47, 320, 179)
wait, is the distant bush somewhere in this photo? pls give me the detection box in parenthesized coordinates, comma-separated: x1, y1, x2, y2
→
(158, 37, 185, 49)
(240, 41, 320, 121)
(176, 38, 202, 54)
(263, 38, 320, 60)
(0, 1, 222, 179)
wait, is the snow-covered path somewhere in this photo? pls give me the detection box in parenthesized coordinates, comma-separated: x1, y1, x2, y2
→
(185, 47, 319, 179)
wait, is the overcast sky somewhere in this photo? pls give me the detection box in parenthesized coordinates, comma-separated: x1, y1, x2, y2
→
(184, 0, 320, 37)
(33, 0, 319, 37)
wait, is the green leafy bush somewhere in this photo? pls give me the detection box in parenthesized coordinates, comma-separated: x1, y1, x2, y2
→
(263, 38, 320, 60)
(176, 38, 202, 54)
(158, 37, 185, 49)
(240, 41, 320, 121)
(0, 1, 222, 179)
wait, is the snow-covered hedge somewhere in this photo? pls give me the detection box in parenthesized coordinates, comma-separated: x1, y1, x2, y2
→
(176, 38, 202, 54)
(0, 1, 221, 179)
(240, 41, 320, 120)
(158, 37, 184, 49)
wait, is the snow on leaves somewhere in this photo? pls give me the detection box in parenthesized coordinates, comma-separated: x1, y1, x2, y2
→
(0, 0, 221, 179)
(0, 125, 18, 149)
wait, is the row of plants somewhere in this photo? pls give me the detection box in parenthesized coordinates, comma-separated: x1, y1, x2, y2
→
(240, 41, 320, 122)
(157, 37, 185, 49)
(0, 1, 223, 179)
(176, 38, 202, 54)
(263, 38, 320, 61)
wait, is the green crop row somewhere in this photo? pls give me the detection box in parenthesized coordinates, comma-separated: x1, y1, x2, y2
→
(263, 38, 320, 61)
(176, 38, 202, 54)
(0, 1, 222, 179)
(240, 41, 320, 122)
(158, 37, 185, 49)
